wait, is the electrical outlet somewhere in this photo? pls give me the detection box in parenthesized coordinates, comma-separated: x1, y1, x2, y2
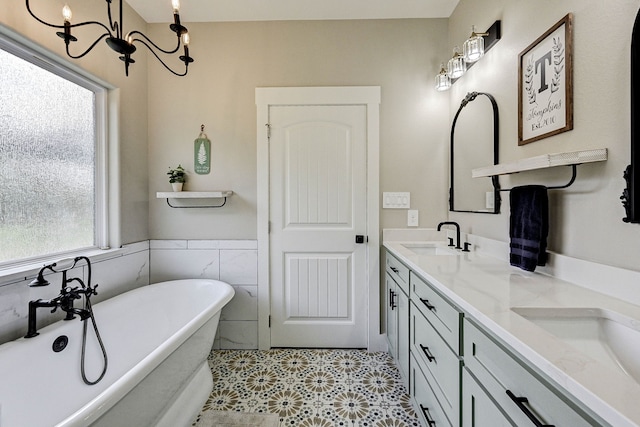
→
(408, 210, 419, 227)
(486, 191, 495, 210)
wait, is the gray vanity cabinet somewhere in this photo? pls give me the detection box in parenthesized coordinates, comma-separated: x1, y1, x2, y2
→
(383, 246, 607, 427)
(410, 272, 463, 427)
(385, 251, 410, 388)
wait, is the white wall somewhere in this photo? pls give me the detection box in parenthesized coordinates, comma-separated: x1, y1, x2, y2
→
(146, 19, 451, 240)
(447, 0, 640, 272)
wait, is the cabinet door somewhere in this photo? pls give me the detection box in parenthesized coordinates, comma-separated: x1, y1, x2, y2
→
(397, 286, 409, 388)
(386, 251, 409, 293)
(462, 369, 514, 427)
(411, 272, 462, 355)
(385, 273, 398, 360)
(464, 319, 597, 427)
(411, 354, 453, 427)
(410, 303, 460, 426)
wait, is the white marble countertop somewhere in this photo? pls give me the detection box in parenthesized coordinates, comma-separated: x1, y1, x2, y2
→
(384, 238, 640, 427)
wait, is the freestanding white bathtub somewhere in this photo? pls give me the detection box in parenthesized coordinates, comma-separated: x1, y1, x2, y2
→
(0, 279, 234, 427)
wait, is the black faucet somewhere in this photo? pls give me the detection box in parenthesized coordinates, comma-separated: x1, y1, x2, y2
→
(25, 257, 97, 338)
(437, 221, 461, 250)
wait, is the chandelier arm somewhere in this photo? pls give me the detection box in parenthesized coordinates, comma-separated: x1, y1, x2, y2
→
(25, 0, 65, 28)
(65, 33, 111, 59)
(129, 31, 181, 55)
(136, 39, 188, 76)
(68, 20, 114, 35)
(26, 0, 111, 35)
(26, 0, 113, 34)
(106, 0, 120, 35)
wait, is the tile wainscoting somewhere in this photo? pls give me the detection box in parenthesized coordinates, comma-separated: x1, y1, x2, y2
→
(0, 241, 150, 345)
(150, 240, 259, 350)
(0, 239, 258, 350)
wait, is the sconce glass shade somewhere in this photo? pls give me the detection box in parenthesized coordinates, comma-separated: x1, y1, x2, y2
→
(435, 65, 451, 91)
(447, 47, 466, 79)
(463, 26, 485, 63)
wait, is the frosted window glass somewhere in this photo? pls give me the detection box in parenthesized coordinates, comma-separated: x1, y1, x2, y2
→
(0, 48, 96, 264)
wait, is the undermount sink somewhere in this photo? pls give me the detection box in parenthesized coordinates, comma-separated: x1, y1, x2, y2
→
(400, 243, 458, 256)
(511, 307, 640, 384)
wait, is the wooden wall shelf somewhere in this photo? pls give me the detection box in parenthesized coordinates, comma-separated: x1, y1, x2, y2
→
(472, 149, 607, 178)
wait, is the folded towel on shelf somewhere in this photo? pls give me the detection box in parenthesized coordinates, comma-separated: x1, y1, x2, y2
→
(509, 185, 549, 272)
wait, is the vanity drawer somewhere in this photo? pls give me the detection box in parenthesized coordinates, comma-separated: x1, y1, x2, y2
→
(464, 318, 597, 427)
(410, 353, 453, 427)
(386, 251, 409, 294)
(411, 303, 460, 426)
(411, 272, 462, 354)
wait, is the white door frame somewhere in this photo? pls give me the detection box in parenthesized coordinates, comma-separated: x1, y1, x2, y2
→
(256, 86, 383, 351)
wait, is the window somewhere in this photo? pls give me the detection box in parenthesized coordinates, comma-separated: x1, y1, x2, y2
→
(0, 33, 108, 266)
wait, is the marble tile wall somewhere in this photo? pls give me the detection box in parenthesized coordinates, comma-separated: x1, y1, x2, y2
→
(0, 241, 150, 345)
(149, 240, 259, 350)
(0, 240, 257, 349)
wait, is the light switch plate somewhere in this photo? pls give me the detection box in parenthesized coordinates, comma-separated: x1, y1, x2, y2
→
(383, 192, 410, 209)
(407, 210, 419, 227)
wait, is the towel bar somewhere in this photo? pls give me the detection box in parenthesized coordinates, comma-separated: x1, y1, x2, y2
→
(493, 164, 577, 192)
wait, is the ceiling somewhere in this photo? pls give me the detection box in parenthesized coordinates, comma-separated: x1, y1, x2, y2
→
(126, 0, 460, 23)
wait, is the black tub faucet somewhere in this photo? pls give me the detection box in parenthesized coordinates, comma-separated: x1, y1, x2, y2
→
(437, 221, 461, 249)
(25, 257, 97, 338)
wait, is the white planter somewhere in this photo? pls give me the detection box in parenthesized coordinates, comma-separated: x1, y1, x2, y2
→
(171, 182, 183, 192)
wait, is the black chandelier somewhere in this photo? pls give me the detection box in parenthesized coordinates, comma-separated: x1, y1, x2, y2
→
(25, 0, 194, 76)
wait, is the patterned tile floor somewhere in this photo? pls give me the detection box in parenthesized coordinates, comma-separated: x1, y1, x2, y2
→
(195, 349, 421, 427)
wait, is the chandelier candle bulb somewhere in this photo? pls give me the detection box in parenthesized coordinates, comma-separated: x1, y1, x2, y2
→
(172, 0, 180, 13)
(62, 4, 72, 23)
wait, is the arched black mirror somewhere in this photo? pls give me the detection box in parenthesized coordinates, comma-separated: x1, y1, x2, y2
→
(449, 92, 501, 213)
(623, 8, 640, 223)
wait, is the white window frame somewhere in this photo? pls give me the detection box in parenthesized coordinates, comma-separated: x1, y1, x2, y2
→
(0, 25, 116, 272)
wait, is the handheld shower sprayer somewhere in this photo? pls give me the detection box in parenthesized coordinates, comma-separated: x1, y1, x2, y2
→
(29, 256, 93, 288)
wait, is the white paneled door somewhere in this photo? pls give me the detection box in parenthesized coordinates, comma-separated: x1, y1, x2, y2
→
(269, 105, 368, 348)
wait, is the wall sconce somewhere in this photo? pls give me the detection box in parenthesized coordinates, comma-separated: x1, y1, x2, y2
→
(435, 63, 451, 91)
(463, 25, 489, 63)
(436, 20, 501, 90)
(447, 46, 466, 79)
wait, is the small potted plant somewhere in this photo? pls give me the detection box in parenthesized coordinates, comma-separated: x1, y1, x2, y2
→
(167, 165, 186, 191)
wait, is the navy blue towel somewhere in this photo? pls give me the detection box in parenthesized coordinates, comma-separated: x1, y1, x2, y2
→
(509, 185, 549, 272)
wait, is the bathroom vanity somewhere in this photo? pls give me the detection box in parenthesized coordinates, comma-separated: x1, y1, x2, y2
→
(383, 233, 640, 427)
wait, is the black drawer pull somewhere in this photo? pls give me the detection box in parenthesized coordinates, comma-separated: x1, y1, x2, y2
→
(506, 390, 555, 427)
(390, 266, 399, 273)
(419, 404, 436, 426)
(420, 298, 435, 311)
(419, 344, 436, 362)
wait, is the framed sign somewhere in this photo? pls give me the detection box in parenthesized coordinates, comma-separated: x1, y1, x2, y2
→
(518, 13, 573, 145)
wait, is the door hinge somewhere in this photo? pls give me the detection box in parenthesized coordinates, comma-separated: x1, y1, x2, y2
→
(265, 123, 271, 140)
(268, 315, 271, 328)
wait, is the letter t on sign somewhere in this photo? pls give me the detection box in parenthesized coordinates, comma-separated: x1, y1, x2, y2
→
(535, 51, 552, 93)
